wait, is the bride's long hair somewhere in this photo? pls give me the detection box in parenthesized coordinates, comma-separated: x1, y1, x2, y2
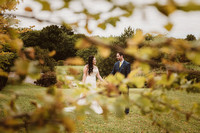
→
(88, 55, 94, 75)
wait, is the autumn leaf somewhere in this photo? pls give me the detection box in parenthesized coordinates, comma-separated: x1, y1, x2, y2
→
(164, 22, 173, 31)
(65, 57, 85, 65)
(98, 46, 111, 58)
(34, 0, 51, 11)
(98, 23, 106, 30)
(127, 29, 144, 46)
(75, 39, 91, 49)
(24, 7, 32, 12)
(48, 50, 56, 57)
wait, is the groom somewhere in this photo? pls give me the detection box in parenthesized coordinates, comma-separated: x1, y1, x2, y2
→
(111, 52, 131, 114)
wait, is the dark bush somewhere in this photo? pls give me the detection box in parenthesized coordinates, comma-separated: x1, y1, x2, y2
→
(57, 60, 64, 66)
(0, 44, 18, 90)
(20, 25, 81, 61)
(34, 46, 57, 72)
(186, 86, 200, 93)
(0, 52, 17, 72)
(20, 30, 40, 47)
(0, 76, 8, 91)
(39, 25, 79, 60)
(76, 46, 97, 63)
(185, 34, 196, 41)
(34, 71, 57, 87)
(186, 73, 200, 83)
(145, 34, 154, 41)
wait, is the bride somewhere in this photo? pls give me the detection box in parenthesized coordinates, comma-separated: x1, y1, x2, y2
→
(80, 55, 104, 114)
(82, 55, 104, 89)
(64, 55, 104, 114)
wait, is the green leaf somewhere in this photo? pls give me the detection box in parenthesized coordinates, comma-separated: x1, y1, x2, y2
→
(75, 39, 91, 49)
(157, 73, 176, 86)
(28, 61, 40, 79)
(106, 17, 120, 27)
(178, 2, 200, 12)
(106, 74, 120, 85)
(186, 51, 200, 65)
(34, 0, 51, 11)
(133, 76, 146, 88)
(97, 23, 106, 30)
(164, 22, 173, 31)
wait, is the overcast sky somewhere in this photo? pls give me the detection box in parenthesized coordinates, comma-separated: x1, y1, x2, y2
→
(12, 0, 200, 39)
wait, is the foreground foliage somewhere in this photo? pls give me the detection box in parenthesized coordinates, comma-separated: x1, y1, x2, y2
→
(1, 0, 200, 133)
(1, 85, 200, 132)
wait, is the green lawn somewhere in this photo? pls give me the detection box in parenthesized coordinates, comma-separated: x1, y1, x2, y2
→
(0, 84, 200, 133)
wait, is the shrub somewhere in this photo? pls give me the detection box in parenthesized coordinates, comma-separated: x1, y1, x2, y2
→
(145, 33, 154, 41)
(186, 86, 200, 93)
(20, 30, 40, 47)
(76, 46, 97, 63)
(185, 34, 196, 41)
(34, 46, 57, 72)
(57, 60, 64, 66)
(39, 25, 78, 60)
(0, 51, 17, 90)
(34, 71, 57, 87)
(20, 25, 81, 61)
(186, 73, 200, 83)
(0, 52, 17, 72)
(0, 76, 8, 91)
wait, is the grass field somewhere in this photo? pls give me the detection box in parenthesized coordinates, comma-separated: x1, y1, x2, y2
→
(1, 84, 200, 133)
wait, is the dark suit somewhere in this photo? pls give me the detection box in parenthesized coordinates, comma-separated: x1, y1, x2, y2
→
(111, 60, 130, 77)
(111, 60, 131, 114)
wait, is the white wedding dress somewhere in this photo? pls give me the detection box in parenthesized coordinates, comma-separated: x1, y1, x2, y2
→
(64, 67, 103, 114)
(85, 67, 98, 89)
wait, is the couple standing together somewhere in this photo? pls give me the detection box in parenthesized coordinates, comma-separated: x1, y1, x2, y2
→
(82, 52, 131, 114)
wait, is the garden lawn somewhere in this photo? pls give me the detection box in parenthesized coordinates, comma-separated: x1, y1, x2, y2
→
(0, 84, 200, 133)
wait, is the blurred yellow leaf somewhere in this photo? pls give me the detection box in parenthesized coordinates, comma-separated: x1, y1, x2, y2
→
(28, 61, 41, 79)
(115, 72, 125, 81)
(127, 29, 144, 46)
(178, 1, 200, 12)
(65, 57, 84, 65)
(140, 63, 151, 74)
(24, 7, 32, 12)
(138, 47, 158, 60)
(164, 22, 173, 31)
(48, 50, 56, 57)
(34, 0, 51, 11)
(105, 74, 120, 85)
(10, 39, 23, 54)
(98, 46, 111, 58)
(14, 58, 29, 75)
(97, 23, 106, 30)
(154, 1, 176, 16)
(186, 51, 200, 65)
(0, 69, 8, 77)
(75, 39, 91, 49)
(62, 117, 75, 132)
(124, 46, 138, 56)
(119, 84, 128, 93)
(133, 76, 146, 88)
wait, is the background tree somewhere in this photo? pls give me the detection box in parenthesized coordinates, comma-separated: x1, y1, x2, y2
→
(1, 0, 200, 133)
(20, 30, 40, 47)
(185, 34, 197, 41)
(21, 25, 80, 61)
(39, 25, 78, 60)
